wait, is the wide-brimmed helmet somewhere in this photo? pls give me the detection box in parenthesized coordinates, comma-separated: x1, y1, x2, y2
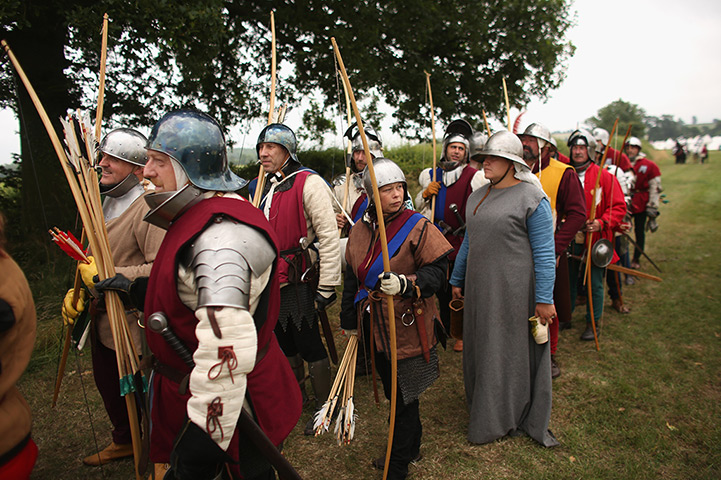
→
(146, 110, 246, 192)
(479, 130, 526, 168)
(521, 122, 552, 145)
(362, 157, 406, 197)
(100, 128, 148, 167)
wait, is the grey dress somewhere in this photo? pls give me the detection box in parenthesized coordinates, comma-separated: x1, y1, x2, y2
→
(462, 182, 558, 447)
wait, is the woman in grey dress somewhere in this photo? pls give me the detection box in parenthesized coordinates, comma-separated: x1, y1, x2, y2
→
(450, 131, 559, 447)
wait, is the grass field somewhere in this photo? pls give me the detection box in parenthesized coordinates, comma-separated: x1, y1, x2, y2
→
(18, 149, 721, 479)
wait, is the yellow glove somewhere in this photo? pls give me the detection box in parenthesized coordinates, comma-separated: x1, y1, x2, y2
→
(78, 256, 98, 289)
(61, 288, 87, 326)
(422, 181, 441, 199)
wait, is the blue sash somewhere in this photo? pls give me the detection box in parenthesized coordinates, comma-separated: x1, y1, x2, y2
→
(354, 212, 425, 305)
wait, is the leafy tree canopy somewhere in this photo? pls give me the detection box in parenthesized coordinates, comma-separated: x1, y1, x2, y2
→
(587, 98, 646, 139)
(2, 0, 575, 134)
(0, 0, 574, 235)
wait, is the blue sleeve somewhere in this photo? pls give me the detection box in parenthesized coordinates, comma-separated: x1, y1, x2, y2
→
(449, 233, 469, 288)
(528, 197, 556, 304)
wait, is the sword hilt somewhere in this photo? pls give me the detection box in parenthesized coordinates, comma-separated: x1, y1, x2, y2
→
(147, 312, 195, 369)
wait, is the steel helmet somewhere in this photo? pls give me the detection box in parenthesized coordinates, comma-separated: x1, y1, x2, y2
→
(344, 122, 383, 171)
(469, 131, 488, 159)
(567, 129, 597, 163)
(441, 119, 473, 164)
(479, 130, 526, 168)
(146, 110, 246, 192)
(625, 136, 642, 149)
(362, 157, 406, 197)
(256, 123, 298, 163)
(100, 128, 148, 167)
(592, 127, 609, 146)
(522, 122, 552, 144)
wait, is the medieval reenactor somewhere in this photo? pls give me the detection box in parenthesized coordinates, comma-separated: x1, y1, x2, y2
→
(593, 127, 633, 171)
(625, 136, 663, 269)
(415, 119, 487, 352)
(449, 130, 558, 447)
(0, 212, 38, 479)
(519, 123, 586, 378)
(61, 128, 165, 466)
(248, 123, 342, 435)
(334, 122, 384, 231)
(566, 129, 627, 341)
(135, 110, 302, 479)
(341, 158, 452, 480)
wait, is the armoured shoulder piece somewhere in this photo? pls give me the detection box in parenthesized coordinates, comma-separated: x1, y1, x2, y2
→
(184, 216, 275, 310)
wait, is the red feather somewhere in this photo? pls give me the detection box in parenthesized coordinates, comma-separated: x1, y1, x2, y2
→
(513, 111, 527, 134)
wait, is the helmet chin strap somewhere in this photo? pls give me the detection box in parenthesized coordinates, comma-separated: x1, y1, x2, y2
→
(490, 162, 514, 186)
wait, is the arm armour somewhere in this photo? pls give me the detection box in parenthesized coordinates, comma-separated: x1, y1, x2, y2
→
(183, 216, 275, 310)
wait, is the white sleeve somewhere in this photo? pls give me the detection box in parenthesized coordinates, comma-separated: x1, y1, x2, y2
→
(470, 169, 489, 191)
(303, 175, 342, 287)
(415, 168, 432, 211)
(187, 306, 257, 451)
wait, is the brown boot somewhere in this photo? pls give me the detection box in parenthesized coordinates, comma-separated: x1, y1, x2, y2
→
(612, 298, 630, 314)
(83, 441, 133, 466)
(453, 339, 464, 352)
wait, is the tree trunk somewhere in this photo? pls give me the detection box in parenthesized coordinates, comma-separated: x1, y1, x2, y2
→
(5, 8, 79, 239)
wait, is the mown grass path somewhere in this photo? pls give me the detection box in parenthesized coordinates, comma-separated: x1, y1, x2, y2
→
(20, 150, 720, 479)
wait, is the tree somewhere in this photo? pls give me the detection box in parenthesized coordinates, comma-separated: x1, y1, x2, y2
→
(587, 98, 646, 139)
(2, 0, 574, 235)
(645, 115, 682, 141)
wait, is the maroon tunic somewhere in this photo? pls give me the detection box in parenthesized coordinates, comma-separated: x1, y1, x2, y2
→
(264, 171, 311, 283)
(430, 165, 477, 261)
(144, 197, 301, 468)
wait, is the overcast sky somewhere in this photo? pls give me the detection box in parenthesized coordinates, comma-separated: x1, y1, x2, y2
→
(2, 0, 720, 164)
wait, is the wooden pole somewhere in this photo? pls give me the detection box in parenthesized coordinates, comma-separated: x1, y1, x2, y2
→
(332, 37, 397, 480)
(502, 77, 511, 131)
(481, 109, 492, 137)
(342, 79, 353, 214)
(252, 11, 276, 208)
(94, 13, 109, 140)
(424, 71, 438, 224)
(52, 265, 83, 407)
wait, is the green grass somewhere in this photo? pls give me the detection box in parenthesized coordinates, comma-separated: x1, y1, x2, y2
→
(17, 149, 721, 479)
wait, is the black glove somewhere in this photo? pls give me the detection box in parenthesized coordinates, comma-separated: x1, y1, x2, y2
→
(315, 286, 337, 310)
(94, 274, 149, 311)
(167, 419, 234, 480)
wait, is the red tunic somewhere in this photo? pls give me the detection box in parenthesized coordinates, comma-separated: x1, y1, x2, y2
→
(603, 146, 633, 172)
(580, 163, 627, 263)
(264, 171, 312, 284)
(144, 197, 301, 467)
(630, 158, 661, 214)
